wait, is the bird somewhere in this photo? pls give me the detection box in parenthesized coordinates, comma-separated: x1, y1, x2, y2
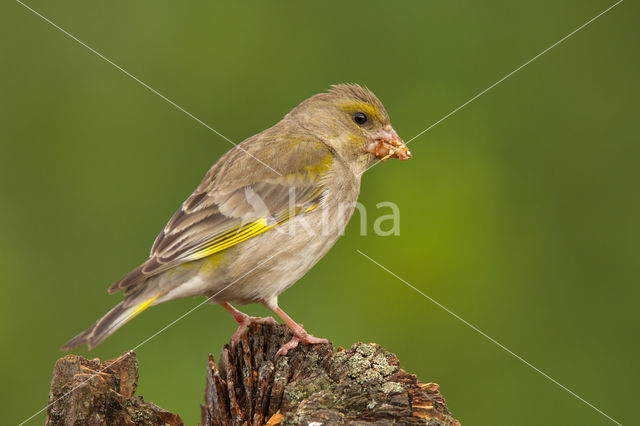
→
(61, 84, 411, 357)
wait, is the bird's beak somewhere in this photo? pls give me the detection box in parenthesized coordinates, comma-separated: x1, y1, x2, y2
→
(365, 126, 412, 161)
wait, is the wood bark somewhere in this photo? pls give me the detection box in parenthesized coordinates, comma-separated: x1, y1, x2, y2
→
(46, 351, 182, 425)
(47, 323, 460, 425)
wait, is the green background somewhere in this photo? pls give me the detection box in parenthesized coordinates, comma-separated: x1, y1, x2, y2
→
(1, 1, 638, 425)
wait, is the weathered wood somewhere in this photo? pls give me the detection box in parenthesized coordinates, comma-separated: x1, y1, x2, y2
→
(47, 323, 459, 425)
(46, 351, 183, 425)
(201, 323, 460, 425)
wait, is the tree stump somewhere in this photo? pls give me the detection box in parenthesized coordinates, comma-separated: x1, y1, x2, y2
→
(46, 351, 182, 425)
(47, 323, 460, 425)
(201, 323, 459, 425)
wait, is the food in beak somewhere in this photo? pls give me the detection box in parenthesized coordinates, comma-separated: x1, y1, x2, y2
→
(366, 136, 412, 161)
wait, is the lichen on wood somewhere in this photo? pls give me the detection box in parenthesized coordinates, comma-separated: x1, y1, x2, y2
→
(201, 323, 460, 425)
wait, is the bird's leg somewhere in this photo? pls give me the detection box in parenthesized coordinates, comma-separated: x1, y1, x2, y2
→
(220, 302, 277, 347)
(262, 297, 329, 359)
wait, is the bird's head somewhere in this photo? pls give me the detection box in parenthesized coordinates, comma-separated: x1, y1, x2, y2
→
(290, 84, 411, 173)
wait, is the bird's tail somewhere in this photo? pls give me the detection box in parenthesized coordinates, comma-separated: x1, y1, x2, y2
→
(60, 293, 161, 351)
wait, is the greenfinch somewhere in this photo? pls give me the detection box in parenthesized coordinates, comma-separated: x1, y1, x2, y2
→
(62, 84, 410, 356)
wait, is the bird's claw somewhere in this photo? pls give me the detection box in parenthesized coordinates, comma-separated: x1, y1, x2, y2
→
(275, 331, 329, 360)
(231, 316, 278, 347)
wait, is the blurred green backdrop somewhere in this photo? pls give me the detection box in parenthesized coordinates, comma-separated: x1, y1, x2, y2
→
(1, 1, 638, 425)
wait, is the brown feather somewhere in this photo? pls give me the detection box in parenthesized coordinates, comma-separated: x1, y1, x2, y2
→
(108, 135, 332, 295)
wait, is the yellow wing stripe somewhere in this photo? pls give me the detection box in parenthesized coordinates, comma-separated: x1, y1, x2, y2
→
(187, 218, 273, 260)
(192, 187, 325, 253)
(184, 202, 319, 262)
(201, 220, 265, 250)
(199, 221, 255, 248)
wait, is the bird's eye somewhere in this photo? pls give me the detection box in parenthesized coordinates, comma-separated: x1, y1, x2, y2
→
(353, 112, 368, 125)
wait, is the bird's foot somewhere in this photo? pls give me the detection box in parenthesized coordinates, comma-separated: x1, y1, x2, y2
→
(231, 315, 278, 347)
(275, 329, 329, 360)
(221, 302, 278, 347)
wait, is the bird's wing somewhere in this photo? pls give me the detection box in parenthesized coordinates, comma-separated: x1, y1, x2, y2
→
(109, 135, 333, 295)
